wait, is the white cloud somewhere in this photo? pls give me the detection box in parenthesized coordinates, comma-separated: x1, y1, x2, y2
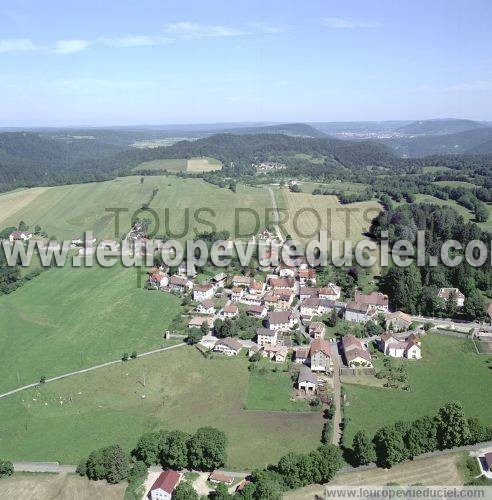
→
(444, 80, 492, 92)
(0, 38, 38, 53)
(99, 35, 172, 48)
(249, 22, 286, 34)
(163, 21, 248, 39)
(53, 39, 91, 54)
(321, 17, 381, 29)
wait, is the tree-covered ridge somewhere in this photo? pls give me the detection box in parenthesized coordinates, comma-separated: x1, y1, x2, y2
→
(371, 203, 491, 317)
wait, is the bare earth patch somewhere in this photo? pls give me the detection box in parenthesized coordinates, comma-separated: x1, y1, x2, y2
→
(0, 473, 125, 500)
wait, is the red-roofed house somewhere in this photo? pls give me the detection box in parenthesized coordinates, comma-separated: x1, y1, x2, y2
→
(354, 291, 389, 313)
(149, 470, 182, 500)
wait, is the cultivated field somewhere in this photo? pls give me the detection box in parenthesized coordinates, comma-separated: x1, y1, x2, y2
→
(284, 453, 466, 497)
(134, 156, 222, 173)
(135, 158, 187, 171)
(280, 188, 382, 243)
(0, 175, 269, 240)
(0, 263, 181, 394)
(342, 335, 492, 445)
(0, 347, 324, 470)
(0, 473, 125, 500)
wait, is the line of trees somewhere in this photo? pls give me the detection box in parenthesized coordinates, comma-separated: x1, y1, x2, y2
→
(350, 401, 492, 469)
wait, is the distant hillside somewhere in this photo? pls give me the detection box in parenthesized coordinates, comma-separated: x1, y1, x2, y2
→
(0, 132, 125, 192)
(213, 123, 328, 138)
(396, 118, 487, 136)
(381, 127, 492, 157)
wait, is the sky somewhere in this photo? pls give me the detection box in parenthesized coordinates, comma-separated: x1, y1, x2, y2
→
(1, 0, 491, 126)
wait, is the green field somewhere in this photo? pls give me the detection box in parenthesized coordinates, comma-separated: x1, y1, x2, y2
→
(134, 158, 188, 171)
(0, 175, 270, 240)
(299, 180, 370, 194)
(0, 263, 181, 393)
(134, 156, 222, 173)
(245, 370, 313, 412)
(433, 180, 478, 189)
(342, 335, 492, 445)
(0, 347, 324, 470)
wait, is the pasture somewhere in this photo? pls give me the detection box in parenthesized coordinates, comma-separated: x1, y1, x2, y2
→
(134, 156, 222, 173)
(342, 335, 492, 446)
(0, 262, 182, 394)
(0, 347, 324, 470)
(0, 175, 270, 240)
(279, 188, 382, 243)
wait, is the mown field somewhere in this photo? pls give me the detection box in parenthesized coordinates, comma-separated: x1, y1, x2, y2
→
(133, 156, 222, 173)
(0, 175, 270, 240)
(245, 370, 313, 412)
(279, 188, 382, 243)
(0, 347, 324, 470)
(0, 473, 125, 500)
(0, 263, 181, 394)
(342, 335, 492, 445)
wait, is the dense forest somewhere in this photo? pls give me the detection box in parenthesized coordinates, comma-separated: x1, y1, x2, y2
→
(371, 203, 491, 319)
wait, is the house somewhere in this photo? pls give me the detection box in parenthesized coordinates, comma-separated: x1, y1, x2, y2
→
(354, 291, 389, 313)
(169, 275, 192, 293)
(478, 451, 492, 477)
(71, 235, 96, 246)
(341, 334, 372, 367)
(264, 294, 280, 309)
(257, 327, 278, 347)
(209, 471, 234, 485)
(294, 346, 310, 364)
(385, 311, 412, 332)
(269, 277, 295, 290)
(344, 301, 378, 323)
(247, 304, 267, 318)
(298, 268, 317, 285)
(300, 298, 335, 319)
(99, 239, 120, 250)
(188, 316, 213, 330)
(309, 338, 333, 373)
(249, 280, 265, 294)
(213, 337, 243, 356)
(438, 287, 465, 308)
(297, 365, 317, 393)
(232, 275, 251, 287)
(276, 290, 294, 309)
(278, 262, 296, 278)
(299, 287, 319, 300)
(263, 345, 289, 362)
(267, 311, 296, 331)
(319, 283, 341, 301)
(222, 304, 238, 318)
(8, 231, 33, 242)
(196, 300, 216, 315)
(236, 480, 251, 494)
(230, 286, 244, 301)
(309, 322, 326, 339)
(149, 272, 169, 288)
(193, 283, 214, 302)
(212, 272, 227, 287)
(240, 293, 263, 307)
(149, 470, 182, 500)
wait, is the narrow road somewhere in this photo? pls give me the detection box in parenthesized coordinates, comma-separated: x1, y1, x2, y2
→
(0, 343, 186, 401)
(267, 186, 284, 242)
(330, 342, 342, 445)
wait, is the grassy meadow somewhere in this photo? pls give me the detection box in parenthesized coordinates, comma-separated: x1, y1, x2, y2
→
(342, 335, 492, 445)
(133, 156, 222, 173)
(279, 188, 382, 243)
(0, 263, 181, 393)
(0, 175, 270, 240)
(0, 347, 324, 470)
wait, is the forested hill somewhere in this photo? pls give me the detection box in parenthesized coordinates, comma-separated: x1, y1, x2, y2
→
(211, 123, 328, 138)
(395, 118, 486, 136)
(125, 133, 397, 169)
(0, 132, 125, 192)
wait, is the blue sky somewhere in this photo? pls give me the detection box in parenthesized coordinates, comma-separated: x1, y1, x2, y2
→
(1, 0, 491, 126)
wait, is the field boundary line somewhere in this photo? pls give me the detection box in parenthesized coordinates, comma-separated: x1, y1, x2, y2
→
(0, 343, 186, 400)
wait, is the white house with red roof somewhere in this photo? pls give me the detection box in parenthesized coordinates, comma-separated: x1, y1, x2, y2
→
(9, 230, 33, 242)
(149, 469, 182, 500)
